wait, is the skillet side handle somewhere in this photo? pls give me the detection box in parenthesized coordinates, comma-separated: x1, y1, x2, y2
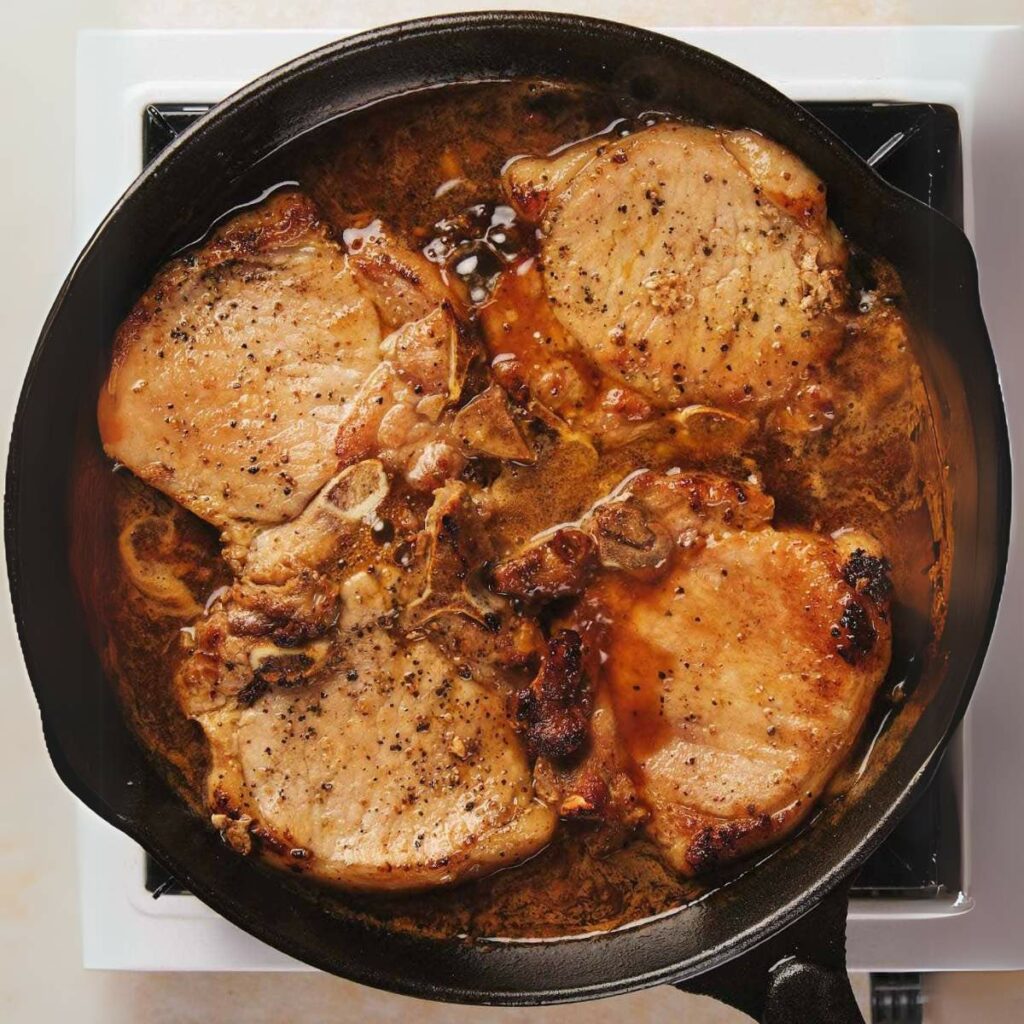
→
(675, 878, 864, 1023)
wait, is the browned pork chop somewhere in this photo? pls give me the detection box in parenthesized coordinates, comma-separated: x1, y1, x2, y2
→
(186, 580, 555, 891)
(98, 193, 468, 561)
(98, 192, 386, 552)
(177, 462, 556, 891)
(505, 123, 849, 412)
(573, 473, 891, 874)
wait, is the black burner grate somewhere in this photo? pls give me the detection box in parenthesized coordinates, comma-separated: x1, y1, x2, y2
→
(140, 99, 963, 901)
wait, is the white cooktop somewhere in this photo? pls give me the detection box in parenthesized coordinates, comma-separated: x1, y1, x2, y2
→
(73, 24, 1023, 974)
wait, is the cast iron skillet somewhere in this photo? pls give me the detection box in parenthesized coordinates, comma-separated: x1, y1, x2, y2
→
(5, 13, 1011, 1022)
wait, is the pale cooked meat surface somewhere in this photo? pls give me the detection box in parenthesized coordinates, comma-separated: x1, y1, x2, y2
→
(581, 476, 892, 874)
(177, 463, 555, 891)
(98, 192, 384, 545)
(505, 123, 848, 411)
(190, 588, 555, 891)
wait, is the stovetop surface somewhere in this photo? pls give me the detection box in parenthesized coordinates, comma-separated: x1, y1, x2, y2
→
(141, 97, 963, 903)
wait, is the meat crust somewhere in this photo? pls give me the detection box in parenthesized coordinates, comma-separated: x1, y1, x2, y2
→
(516, 630, 590, 760)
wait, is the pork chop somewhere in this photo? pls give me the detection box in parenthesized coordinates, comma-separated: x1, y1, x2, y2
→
(176, 461, 555, 891)
(504, 123, 848, 412)
(98, 192, 386, 553)
(573, 473, 891, 874)
(346, 227, 458, 330)
(99, 192, 469, 560)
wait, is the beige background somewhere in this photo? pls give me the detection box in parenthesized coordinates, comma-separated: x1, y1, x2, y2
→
(3, 2, 1024, 1022)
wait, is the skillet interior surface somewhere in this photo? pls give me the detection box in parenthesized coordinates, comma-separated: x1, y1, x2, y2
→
(5, 12, 1009, 1004)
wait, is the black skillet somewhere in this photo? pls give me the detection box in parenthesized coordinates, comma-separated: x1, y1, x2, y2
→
(5, 13, 1010, 1023)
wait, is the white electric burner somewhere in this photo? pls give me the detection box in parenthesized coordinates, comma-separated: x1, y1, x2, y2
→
(70, 24, 1022, 980)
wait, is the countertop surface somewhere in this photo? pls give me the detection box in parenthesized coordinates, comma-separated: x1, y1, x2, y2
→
(2, 2, 1023, 1022)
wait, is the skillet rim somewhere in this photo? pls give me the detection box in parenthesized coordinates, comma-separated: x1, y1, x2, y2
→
(5, 10, 1011, 1005)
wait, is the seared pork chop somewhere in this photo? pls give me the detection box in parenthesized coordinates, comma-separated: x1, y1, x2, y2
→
(98, 192, 384, 552)
(177, 461, 555, 890)
(99, 193, 467, 557)
(505, 123, 848, 412)
(186, 574, 555, 891)
(569, 473, 891, 874)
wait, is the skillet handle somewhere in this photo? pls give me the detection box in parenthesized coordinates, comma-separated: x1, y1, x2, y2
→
(674, 877, 864, 1023)
(761, 957, 863, 1023)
